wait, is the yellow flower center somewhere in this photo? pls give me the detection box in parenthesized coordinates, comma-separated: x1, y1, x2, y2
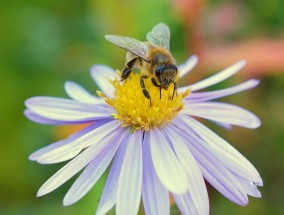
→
(98, 73, 190, 132)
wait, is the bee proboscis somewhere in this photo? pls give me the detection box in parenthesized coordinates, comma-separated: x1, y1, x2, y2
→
(105, 23, 178, 106)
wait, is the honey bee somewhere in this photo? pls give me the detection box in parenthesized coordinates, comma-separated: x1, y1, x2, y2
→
(105, 23, 178, 106)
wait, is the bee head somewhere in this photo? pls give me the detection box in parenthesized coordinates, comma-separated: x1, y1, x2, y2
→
(155, 64, 178, 89)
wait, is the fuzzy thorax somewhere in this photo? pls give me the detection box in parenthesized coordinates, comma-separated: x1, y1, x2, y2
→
(98, 73, 189, 131)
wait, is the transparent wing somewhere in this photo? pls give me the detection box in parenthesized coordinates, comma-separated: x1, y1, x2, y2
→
(105, 35, 150, 62)
(146, 23, 170, 50)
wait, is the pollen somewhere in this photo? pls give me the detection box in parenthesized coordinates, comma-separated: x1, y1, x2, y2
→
(99, 73, 190, 131)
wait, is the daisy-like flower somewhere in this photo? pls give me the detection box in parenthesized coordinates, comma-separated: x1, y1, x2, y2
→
(25, 23, 262, 214)
(25, 56, 262, 215)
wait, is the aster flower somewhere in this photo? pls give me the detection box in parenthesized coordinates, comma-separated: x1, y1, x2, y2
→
(25, 55, 262, 215)
(25, 22, 262, 214)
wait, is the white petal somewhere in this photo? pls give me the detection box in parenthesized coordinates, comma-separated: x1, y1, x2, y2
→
(170, 122, 248, 205)
(178, 55, 198, 78)
(63, 128, 128, 206)
(172, 192, 199, 215)
(174, 116, 263, 185)
(29, 120, 110, 161)
(197, 152, 249, 206)
(149, 127, 188, 194)
(180, 60, 246, 92)
(96, 131, 130, 215)
(211, 120, 233, 130)
(233, 173, 262, 198)
(36, 130, 118, 197)
(25, 97, 113, 122)
(24, 109, 68, 125)
(116, 130, 143, 215)
(164, 126, 209, 215)
(37, 120, 120, 164)
(29, 140, 68, 161)
(183, 102, 261, 129)
(142, 132, 169, 215)
(64, 81, 105, 104)
(185, 79, 260, 102)
(90, 64, 117, 98)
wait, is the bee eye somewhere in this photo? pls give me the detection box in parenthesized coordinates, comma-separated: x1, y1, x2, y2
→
(169, 64, 178, 72)
(155, 66, 165, 77)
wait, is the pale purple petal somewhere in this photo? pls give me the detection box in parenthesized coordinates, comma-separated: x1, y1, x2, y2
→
(179, 60, 246, 92)
(25, 96, 113, 122)
(24, 109, 72, 125)
(96, 131, 130, 215)
(37, 120, 120, 164)
(37, 128, 119, 197)
(142, 131, 169, 215)
(184, 79, 259, 102)
(172, 192, 199, 215)
(29, 120, 111, 161)
(116, 130, 143, 215)
(199, 156, 248, 206)
(232, 172, 262, 198)
(174, 116, 263, 185)
(29, 140, 68, 161)
(64, 81, 105, 104)
(164, 126, 209, 215)
(90, 65, 117, 98)
(149, 127, 188, 194)
(211, 120, 233, 130)
(178, 55, 198, 78)
(63, 128, 128, 206)
(170, 121, 248, 205)
(183, 102, 261, 129)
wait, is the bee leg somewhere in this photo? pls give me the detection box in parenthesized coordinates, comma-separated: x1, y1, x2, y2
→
(120, 67, 131, 82)
(171, 81, 177, 100)
(120, 57, 138, 81)
(151, 77, 162, 99)
(140, 75, 152, 106)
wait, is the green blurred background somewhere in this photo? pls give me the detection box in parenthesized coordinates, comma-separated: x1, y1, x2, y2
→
(1, 0, 284, 214)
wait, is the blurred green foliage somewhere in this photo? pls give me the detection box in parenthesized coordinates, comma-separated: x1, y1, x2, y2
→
(1, 0, 284, 214)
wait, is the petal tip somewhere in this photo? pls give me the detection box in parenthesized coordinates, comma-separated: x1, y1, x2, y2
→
(28, 153, 37, 161)
(232, 60, 247, 72)
(256, 191, 262, 198)
(241, 199, 249, 206)
(253, 79, 260, 85)
(23, 109, 30, 117)
(64, 81, 74, 89)
(255, 178, 264, 187)
(24, 98, 33, 108)
(248, 79, 260, 89)
(63, 197, 74, 207)
(249, 117, 262, 129)
(90, 65, 101, 77)
(36, 189, 45, 197)
(239, 59, 247, 66)
(188, 55, 198, 67)
(190, 54, 198, 62)
(90, 64, 113, 76)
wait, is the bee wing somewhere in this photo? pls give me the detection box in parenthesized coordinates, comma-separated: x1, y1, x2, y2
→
(146, 23, 170, 50)
(105, 35, 150, 62)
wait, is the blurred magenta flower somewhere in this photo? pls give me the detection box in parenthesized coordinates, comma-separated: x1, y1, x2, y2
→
(25, 55, 262, 215)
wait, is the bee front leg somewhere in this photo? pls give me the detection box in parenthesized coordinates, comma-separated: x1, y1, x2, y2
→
(171, 81, 177, 100)
(120, 57, 138, 81)
(121, 68, 131, 81)
(151, 77, 162, 99)
(140, 75, 152, 106)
